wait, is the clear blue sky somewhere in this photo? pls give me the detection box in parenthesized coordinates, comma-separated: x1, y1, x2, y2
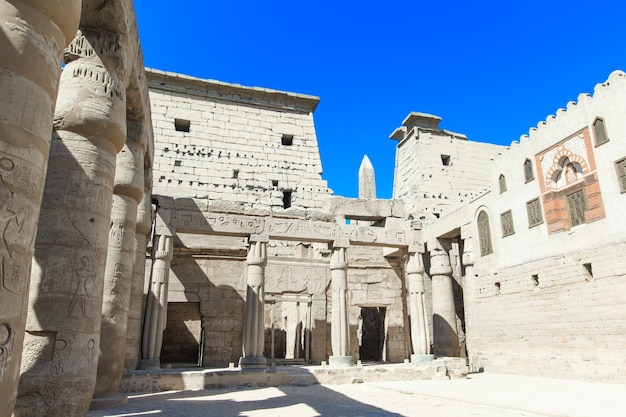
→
(134, 1, 625, 199)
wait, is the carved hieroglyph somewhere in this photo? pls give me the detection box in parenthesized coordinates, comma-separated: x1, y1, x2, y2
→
(240, 238, 268, 367)
(430, 240, 460, 357)
(0, 2, 80, 415)
(16, 27, 128, 417)
(94, 122, 146, 399)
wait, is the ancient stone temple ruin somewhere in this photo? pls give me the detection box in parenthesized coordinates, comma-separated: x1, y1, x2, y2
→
(1, 1, 626, 416)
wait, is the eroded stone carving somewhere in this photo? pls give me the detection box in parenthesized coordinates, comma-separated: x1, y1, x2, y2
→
(0, 1, 81, 413)
(17, 25, 129, 416)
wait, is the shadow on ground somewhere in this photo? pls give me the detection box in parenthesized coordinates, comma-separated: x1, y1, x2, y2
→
(88, 383, 403, 417)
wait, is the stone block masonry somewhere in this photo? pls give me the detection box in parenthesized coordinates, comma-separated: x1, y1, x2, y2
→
(148, 70, 332, 212)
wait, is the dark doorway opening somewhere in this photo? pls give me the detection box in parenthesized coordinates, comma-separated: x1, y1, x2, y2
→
(160, 302, 202, 367)
(359, 307, 386, 361)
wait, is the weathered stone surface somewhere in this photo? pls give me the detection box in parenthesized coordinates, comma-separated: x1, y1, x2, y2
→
(0, 2, 80, 415)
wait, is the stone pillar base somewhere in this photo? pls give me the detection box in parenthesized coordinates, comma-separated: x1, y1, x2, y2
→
(411, 354, 435, 364)
(328, 355, 353, 368)
(239, 356, 267, 369)
(89, 394, 128, 410)
(137, 358, 161, 370)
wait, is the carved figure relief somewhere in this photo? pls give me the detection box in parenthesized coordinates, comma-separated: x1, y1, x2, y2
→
(0, 158, 27, 294)
(51, 338, 70, 376)
(0, 323, 13, 381)
(68, 256, 96, 319)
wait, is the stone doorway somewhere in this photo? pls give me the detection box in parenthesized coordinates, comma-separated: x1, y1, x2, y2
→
(359, 307, 386, 362)
(264, 294, 312, 364)
(160, 302, 202, 367)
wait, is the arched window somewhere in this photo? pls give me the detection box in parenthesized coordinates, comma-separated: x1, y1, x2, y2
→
(498, 174, 506, 193)
(477, 211, 493, 256)
(593, 117, 608, 146)
(524, 159, 534, 182)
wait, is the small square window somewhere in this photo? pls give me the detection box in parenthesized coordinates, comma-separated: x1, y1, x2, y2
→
(232, 169, 239, 179)
(271, 180, 279, 187)
(441, 154, 451, 166)
(174, 118, 190, 132)
(281, 134, 294, 146)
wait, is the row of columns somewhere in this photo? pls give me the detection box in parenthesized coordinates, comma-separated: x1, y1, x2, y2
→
(0, 4, 164, 415)
(236, 237, 472, 369)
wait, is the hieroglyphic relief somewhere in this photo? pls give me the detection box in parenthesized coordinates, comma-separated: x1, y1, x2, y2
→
(51, 338, 70, 377)
(68, 256, 96, 319)
(0, 323, 12, 381)
(172, 210, 265, 234)
(0, 157, 28, 294)
(266, 264, 328, 294)
(348, 226, 407, 247)
(268, 219, 337, 241)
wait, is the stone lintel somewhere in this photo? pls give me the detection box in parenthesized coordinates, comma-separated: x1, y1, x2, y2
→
(326, 196, 405, 219)
(347, 225, 407, 248)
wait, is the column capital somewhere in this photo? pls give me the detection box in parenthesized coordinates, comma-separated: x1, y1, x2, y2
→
(246, 239, 267, 267)
(330, 247, 348, 271)
(406, 252, 425, 275)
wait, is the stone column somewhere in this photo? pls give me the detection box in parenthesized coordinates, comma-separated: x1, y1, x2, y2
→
(125, 172, 152, 370)
(92, 122, 146, 405)
(239, 236, 268, 369)
(16, 28, 128, 416)
(0, 2, 80, 415)
(430, 239, 460, 357)
(329, 243, 353, 367)
(139, 231, 173, 370)
(461, 238, 476, 367)
(407, 252, 433, 363)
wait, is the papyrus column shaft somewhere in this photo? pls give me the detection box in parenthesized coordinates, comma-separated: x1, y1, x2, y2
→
(407, 252, 430, 355)
(0, 2, 80, 415)
(125, 173, 152, 370)
(330, 247, 349, 357)
(430, 239, 460, 357)
(17, 27, 128, 416)
(240, 238, 267, 364)
(94, 126, 145, 398)
(141, 233, 173, 362)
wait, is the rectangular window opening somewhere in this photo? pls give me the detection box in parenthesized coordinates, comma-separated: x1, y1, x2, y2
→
(441, 154, 451, 166)
(174, 118, 191, 132)
(232, 169, 239, 179)
(282, 191, 292, 209)
(174, 160, 182, 167)
(281, 134, 294, 146)
(272, 180, 279, 187)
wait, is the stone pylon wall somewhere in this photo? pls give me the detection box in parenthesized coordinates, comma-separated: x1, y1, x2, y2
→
(147, 70, 331, 211)
(0, 2, 81, 416)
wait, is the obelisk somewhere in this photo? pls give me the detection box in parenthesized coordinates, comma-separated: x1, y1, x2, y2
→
(358, 155, 376, 199)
